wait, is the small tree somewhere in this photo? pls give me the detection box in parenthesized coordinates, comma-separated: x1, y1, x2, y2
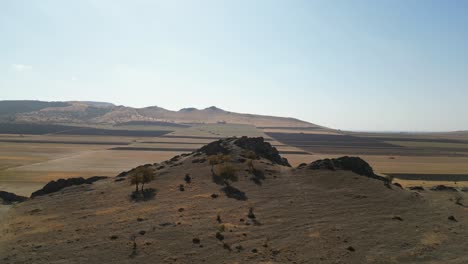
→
(130, 166, 155, 193)
(140, 167, 155, 192)
(130, 172, 143, 193)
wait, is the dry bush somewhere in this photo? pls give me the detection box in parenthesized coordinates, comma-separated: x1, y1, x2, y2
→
(217, 163, 238, 185)
(243, 150, 257, 160)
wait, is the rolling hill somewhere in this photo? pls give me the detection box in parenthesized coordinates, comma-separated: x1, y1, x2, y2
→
(0, 100, 317, 128)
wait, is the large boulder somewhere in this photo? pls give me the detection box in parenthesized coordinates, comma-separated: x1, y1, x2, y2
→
(31, 176, 107, 198)
(0, 191, 28, 204)
(234, 137, 290, 167)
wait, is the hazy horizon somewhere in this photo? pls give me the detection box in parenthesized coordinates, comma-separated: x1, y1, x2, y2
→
(2, 0, 468, 131)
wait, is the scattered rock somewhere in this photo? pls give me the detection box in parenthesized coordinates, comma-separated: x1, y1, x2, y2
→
(221, 185, 247, 201)
(234, 137, 290, 166)
(110, 235, 118, 240)
(116, 170, 128, 178)
(448, 216, 457, 222)
(178, 208, 184, 212)
(353, 195, 367, 199)
(114, 178, 125, 182)
(215, 232, 224, 241)
(409, 186, 424, 191)
(237, 158, 246, 163)
(198, 139, 231, 156)
(308, 156, 382, 181)
(393, 183, 403, 188)
(139, 231, 146, 236)
(346, 246, 355, 252)
(29, 209, 41, 215)
(392, 216, 403, 221)
(0, 191, 28, 204)
(31, 176, 107, 198)
(431, 185, 457, 192)
(179, 184, 185, 192)
(235, 244, 244, 252)
(211, 193, 219, 199)
(223, 243, 232, 251)
(192, 238, 201, 244)
(170, 155, 181, 162)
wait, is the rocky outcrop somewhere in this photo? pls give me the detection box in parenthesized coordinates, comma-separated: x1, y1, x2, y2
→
(0, 191, 28, 204)
(307, 156, 384, 181)
(198, 139, 231, 156)
(197, 137, 290, 167)
(234, 137, 290, 167)
(31, 176, 108, 198)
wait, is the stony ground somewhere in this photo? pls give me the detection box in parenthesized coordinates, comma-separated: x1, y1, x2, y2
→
(0, 140, 467, 264)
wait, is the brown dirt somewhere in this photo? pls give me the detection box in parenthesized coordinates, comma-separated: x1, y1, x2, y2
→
(1, 150, 467, 263)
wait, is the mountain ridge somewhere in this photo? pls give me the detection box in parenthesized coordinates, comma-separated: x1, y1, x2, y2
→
(0, 100, 319, 128)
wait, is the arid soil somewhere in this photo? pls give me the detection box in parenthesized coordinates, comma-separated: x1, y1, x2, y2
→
(1, 138, 466, 264)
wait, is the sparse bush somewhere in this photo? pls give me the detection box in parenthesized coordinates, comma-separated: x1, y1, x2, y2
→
(384, 175, 394, 189)
(208, 154, 232, 173)
(244, 150, 257, 160)
(184, 174, 191, 184)
(247, 160, 254, 173)
(218, 224, 225, 232)
(248, 207, 256, 219)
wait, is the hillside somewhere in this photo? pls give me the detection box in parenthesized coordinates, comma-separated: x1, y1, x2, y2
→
(1, 137, 466, 263)
(0, 100, 316, 128)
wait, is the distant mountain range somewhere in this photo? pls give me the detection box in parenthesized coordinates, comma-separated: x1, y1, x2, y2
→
(0, 100, 317, 128)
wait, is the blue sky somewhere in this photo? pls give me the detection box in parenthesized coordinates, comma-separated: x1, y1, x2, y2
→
(1, 0, 467, 131)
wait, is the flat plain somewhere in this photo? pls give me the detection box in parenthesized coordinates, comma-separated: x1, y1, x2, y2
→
(1, 123, 468, 196)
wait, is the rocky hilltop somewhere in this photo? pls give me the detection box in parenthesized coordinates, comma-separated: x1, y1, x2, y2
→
(0, 137, 467, 263)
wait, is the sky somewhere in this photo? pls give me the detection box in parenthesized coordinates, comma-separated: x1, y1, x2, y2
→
(1, 0, 467, 131)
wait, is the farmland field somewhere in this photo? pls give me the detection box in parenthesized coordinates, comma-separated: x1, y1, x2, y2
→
(1, 123, 468, 196)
